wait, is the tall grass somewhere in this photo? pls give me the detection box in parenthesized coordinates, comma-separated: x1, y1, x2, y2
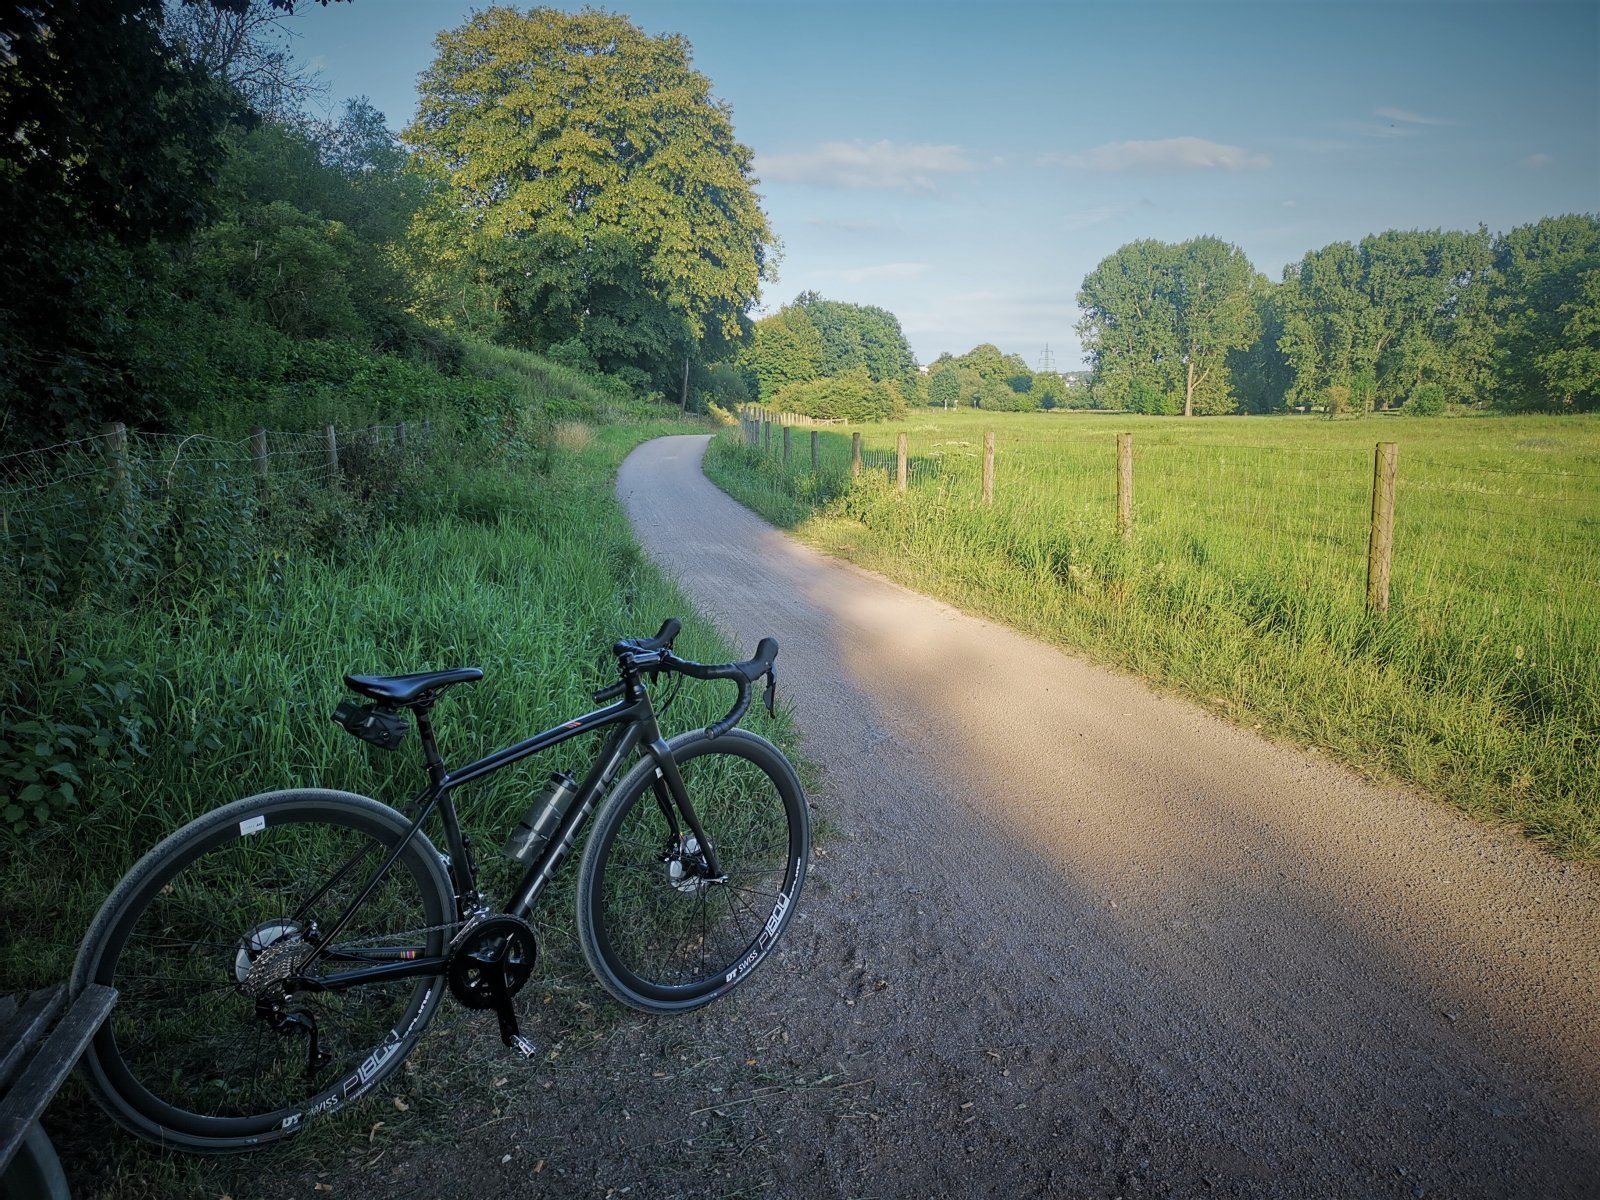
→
(707, 409, 1600, 860)
(1, 418, 769, 988)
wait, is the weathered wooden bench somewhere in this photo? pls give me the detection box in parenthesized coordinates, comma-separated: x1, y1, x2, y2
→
(0, 984, 117, 1200)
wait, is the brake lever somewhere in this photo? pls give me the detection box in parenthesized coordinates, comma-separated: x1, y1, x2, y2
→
(763, 667, 777, 719)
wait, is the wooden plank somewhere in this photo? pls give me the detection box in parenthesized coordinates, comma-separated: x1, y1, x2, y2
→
(0, 988, 64, 1093)
(0, 985, 117, 1175)
(896, 433, 908, 492)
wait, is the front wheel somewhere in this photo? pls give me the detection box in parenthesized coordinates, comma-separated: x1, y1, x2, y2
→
(577, 729, 809, 1013)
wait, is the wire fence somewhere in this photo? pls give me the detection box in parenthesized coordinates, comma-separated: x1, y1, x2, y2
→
(0, 420, 447, 614)
(734, 409, 1600, 724)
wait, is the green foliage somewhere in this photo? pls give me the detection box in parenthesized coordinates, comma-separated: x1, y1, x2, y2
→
(740, 307, 824, 400)
(791, 292, 920, 391)
(0, 0, 239, 444)
(927, 345, 1042, 411)
(1077, 237, 1259, 417)
(928, 366, 960, 409)
(406, 7, 774, 383)
(1408, 381, 1447, 416)
(1, 660, 156, 830)
(771, 369, 906, 422)
(698, 362, 755, 411)
(1277, 228, 1495, 413)
(1492, 214, 1600, 412)
(1031, 373, 1067, 410)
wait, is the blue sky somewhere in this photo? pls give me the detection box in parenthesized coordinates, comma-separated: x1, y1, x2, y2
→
(285, 1, 1600, 368)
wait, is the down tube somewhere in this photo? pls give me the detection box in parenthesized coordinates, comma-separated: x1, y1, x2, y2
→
(506, 721, 642, 916)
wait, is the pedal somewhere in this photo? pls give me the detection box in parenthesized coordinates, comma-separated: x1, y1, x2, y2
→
(508, 1033, 539, 1060)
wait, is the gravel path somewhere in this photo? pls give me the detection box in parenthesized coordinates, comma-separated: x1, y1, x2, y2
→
(608, 433, 1600, 1199)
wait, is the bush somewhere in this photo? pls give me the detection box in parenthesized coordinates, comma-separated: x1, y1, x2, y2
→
(771, 369, 905, 422)
(1408, 381, 1448, 416)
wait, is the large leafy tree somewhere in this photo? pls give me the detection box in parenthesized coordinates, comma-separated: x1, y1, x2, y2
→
(1169, 237, 1260, 417)
(739, 306, 823, 401)
(1076, 240, 1183, 413)
(1277, 228, 1494, 414)
(1491, 214, 1600, 411)
(405, 7, 775, 382)
(1077, 238, 1258, 417)
(790, 292, 919, 391)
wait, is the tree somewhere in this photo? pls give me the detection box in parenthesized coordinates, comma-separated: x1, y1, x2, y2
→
(928, 365, 960, 409)
(0, 0, 239, 442)
(165, 0, 326, 119)
(1491, 214, 1600, 411)
(790, 292, 920, 391)
(771, 368, 905, 422)
(1228, 284, 1294, 413)
(1076, 240, 1183, 412)
(740, 307, 823, 400)
(405, 8, 775, 384)
(1277, 228, 1495, 415)
(1032, 372, 1067, 409)
(1169, 237, 1260, 416)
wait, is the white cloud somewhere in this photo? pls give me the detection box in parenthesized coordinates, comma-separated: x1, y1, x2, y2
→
(1373, 106, 1459, 127)
(1040, 137, 1270, 173)
(759, 140, 976, 191)
(1282, 199, 1298, 208)
(1059, 203, 1129, 231)
(831, 261, 932, 285)
(1522, 153, 1555, 169)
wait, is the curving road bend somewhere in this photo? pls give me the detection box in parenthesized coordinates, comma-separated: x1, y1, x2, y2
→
(616, 434, 1600, 1199)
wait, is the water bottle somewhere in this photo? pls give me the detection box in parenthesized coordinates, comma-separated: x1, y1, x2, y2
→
(502, 770, 579, 864)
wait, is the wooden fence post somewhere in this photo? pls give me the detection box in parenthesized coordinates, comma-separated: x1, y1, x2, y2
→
(324, 424, 339, 479)
(421, 419, 433, 450)
(250, 428, 269, 494)
(1366, 441, 1398, 614)
(100, 422, 129, 519)
(810, 429, 819, 473)
(982, 431, 995, 505)
(1116, 433, 1133, 540)
(896, 432, 908, 492)
(851, 431, 862, 477)
(764, 420, 771, 453)
(782, 425, 791, 465)
(396, 422, 408, 453)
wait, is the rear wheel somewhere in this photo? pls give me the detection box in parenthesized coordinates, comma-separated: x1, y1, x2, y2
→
(577, 729, 808, 1013)
(70, 790, 454, 1152)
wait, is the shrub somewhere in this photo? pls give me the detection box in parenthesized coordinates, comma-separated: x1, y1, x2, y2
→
(771, 369, 905, 422)
(1408, 381, 1448, 415)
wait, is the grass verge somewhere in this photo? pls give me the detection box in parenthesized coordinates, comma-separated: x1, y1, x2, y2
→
(4, 382, 804, 1194)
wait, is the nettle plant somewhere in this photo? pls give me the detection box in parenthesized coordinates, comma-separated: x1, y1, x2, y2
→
(1, 660, 155, 830)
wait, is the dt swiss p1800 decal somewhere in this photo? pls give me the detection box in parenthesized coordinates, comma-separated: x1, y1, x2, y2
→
(723, 889, 791, 985)
(279, 988, 435, 1131)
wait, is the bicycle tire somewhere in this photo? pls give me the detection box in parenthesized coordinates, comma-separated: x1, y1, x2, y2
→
(576, 729, 808, 1013)
(70, 789, 454, 1152)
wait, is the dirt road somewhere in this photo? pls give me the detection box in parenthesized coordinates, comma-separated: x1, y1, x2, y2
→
(605, 433, 1600, 1199)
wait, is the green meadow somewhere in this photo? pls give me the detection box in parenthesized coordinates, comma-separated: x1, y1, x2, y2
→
(707, 409, 1600, 860)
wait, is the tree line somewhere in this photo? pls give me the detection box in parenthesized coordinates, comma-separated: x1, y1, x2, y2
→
(4, 1, 1594, 446)
(1077, 220, 1600, 416)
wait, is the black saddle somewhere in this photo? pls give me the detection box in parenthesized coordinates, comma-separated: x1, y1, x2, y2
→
(344, 667, 483, 706)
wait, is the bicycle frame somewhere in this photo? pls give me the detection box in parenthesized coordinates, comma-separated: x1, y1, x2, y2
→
(292, 678, 718, 996)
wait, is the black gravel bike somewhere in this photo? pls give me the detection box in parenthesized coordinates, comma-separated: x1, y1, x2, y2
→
(70, 619, 808, 1152)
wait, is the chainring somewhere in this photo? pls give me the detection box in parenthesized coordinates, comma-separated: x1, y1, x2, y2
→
(446, 915, 538, 1010)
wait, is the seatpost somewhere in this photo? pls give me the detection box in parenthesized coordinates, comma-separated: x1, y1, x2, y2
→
(413, 702, 447, 786)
